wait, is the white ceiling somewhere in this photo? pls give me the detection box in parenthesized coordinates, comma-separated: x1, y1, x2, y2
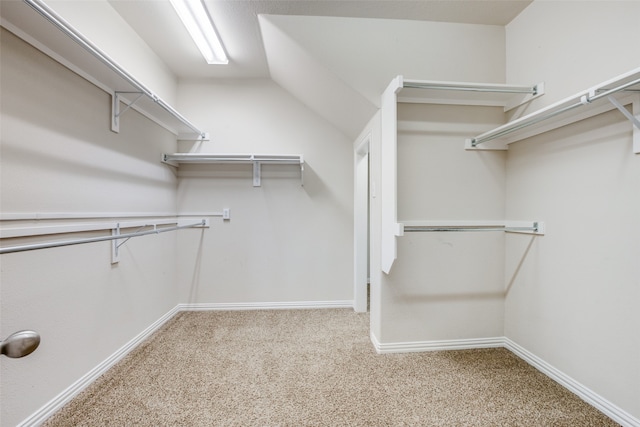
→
(108, 0, 532, 80)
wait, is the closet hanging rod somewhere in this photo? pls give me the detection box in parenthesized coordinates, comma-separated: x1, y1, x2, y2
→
(162, 153, 304, 164)
(471, 75, 640, 147)
(0, 220, 205, 255)
(404, 224, 539, 233)
(23, 0, 206, 139)
(402, 82, 538, 95)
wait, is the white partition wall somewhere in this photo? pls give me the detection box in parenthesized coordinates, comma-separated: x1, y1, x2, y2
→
(380, 77, 404, 274)
(375, 98, 508, 349)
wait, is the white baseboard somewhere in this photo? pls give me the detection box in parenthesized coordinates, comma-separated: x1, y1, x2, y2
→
(504, 338, 640, 427)
(370, 333, 639, 427)
(178, 300, 354, 311)
(17, 305, 181, 427)
(370, 332, 504, 354)
(20, 309, 638, 427)
(18, 300, 353, 426)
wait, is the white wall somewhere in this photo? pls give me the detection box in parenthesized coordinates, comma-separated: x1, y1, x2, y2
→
(505, 0, 640, 421)
(263, 15, 507, 107)
(261, 15, 507, 140)
(44, 0, 177, 104)
(365, 22, 508, 345)
(175, 79, 354, 305)
(507, 0, 640, 114)
(0, 29, 180, 426)
(379, 104, 507, 343)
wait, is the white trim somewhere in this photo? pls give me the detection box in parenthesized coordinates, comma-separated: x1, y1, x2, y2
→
(18, 301, 354, 425)
(0, 216, 215, 239)
(19, 312, 639, 427)
(371, 335, 504, 354)
(504, 338, 640, 427)
(178, 300, 354, 311)
(0, 212, 179, 221)
(353, 133, 370, 313)
(0, 218, 183, 239)
(370, 334, 639, 427)
(17, 305, 181, 427)
(370, 330, 382, 351)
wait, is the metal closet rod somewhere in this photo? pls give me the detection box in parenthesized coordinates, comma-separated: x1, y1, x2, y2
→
(471, 76, 640, 147)
(24, 0, 206, 139)
(402, 82, 537, 94)
(0, 220, 205, 255)
(404, 224, 539, 233)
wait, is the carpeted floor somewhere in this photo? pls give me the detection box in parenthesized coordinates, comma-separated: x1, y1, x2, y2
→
(43, 309, 618, 426)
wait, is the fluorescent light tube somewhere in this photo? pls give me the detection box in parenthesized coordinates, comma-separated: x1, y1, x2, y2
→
(169, 0, 228, 65)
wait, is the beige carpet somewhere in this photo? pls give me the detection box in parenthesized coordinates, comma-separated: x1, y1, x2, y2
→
(43, 309, 618, 426)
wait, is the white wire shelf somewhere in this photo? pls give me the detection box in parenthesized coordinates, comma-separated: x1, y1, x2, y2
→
(162, 153, 305, 187)
(0, 0, 207, 140)
(398, 79, 544, 111)
(467, 67, 640, 152)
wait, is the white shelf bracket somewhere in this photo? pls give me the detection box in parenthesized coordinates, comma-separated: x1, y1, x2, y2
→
(111, 91, 144, 133)
(111, 223, 121, 264)
(607, 95, 640, 154)
(160, 153, 179, 168)
(253, 161, 261, 187)
(177, 132, 210, 142)
(465, 138, 508, 151)
(112, 223, 157, 263)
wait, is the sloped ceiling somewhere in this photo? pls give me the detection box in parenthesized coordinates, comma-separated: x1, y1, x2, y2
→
(109, 0, 532, 139)
(260, 14, 507, 139)
(259, 15, 378, 141)
(110, 0, 531, 80)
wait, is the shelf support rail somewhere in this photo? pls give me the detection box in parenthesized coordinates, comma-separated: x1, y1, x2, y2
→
(161, 153, 305, 187)
(24, 0, 207, 140)
(470, 76, 640, 149)
(0, 219, 207, 256)
(402, 82, 539, 95)
(403, 222, 542, 234)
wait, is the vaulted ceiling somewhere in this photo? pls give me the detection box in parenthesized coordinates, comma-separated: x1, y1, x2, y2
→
(108, 0, 532, 80)
(109, 0, 533, 139)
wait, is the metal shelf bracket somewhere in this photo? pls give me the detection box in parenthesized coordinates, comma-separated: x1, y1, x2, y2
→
(606, 95, 640, 154)
(253, 160, 261, 187)
(111, 91, 144, 133)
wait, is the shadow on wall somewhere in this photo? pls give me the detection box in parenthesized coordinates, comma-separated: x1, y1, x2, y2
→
(0, 140, 173, 189)
(187, 231, 206, 304)
(389, 234, 539, 302)
(390, 291, 507, 304)
(504, 235, 537, 296)
(299, 162, 329, 199)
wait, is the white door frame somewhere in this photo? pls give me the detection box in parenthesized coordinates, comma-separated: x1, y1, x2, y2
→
(354, 134, 370, 312)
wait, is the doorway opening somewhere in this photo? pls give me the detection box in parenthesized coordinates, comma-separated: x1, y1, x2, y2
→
(354, 135, 370, 312)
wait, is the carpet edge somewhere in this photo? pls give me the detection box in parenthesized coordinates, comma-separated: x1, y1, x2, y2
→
(371, 334, 639, 427)
(504, 338, 640, 427)
(177, 300, 355, 311)
(16, 305, 182, 427)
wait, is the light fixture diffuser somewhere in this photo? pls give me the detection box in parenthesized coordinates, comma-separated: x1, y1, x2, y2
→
(169, 0, 228, 65)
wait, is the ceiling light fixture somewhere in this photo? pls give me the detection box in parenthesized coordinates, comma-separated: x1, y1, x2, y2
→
(169, 0, 228, 65)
